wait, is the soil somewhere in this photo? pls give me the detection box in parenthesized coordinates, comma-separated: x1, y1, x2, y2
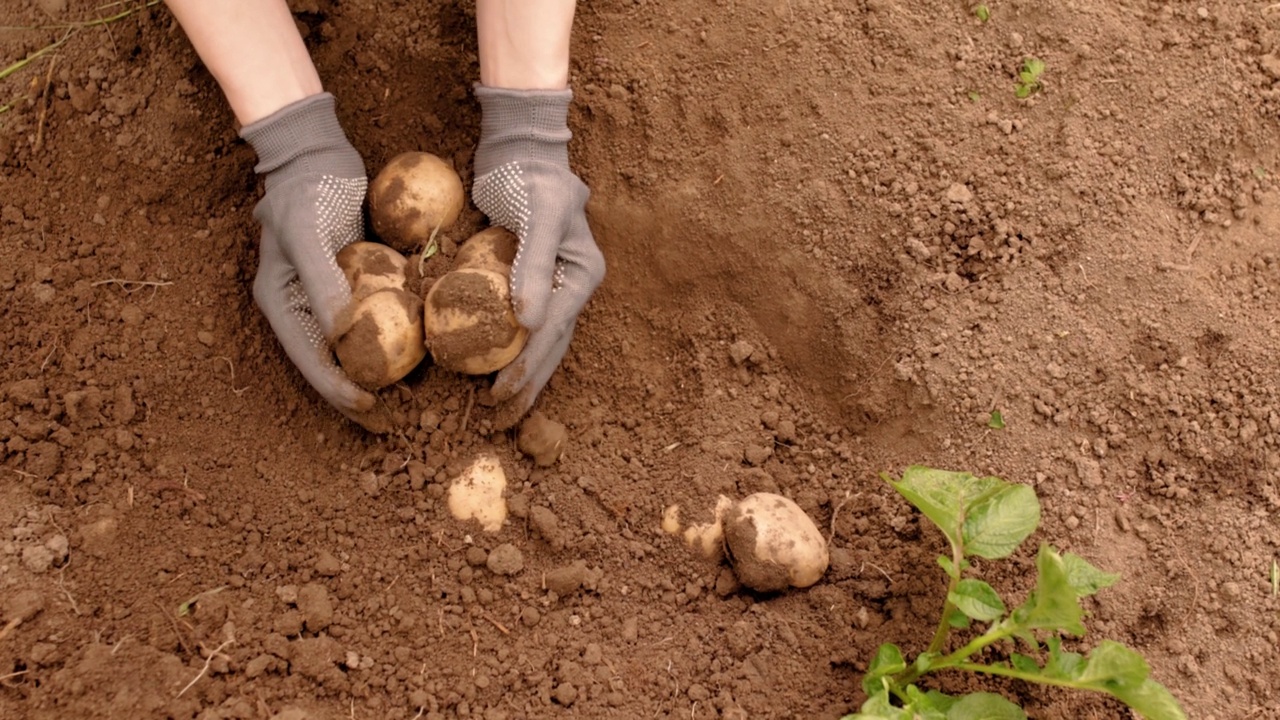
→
(2, 1, 1280, 719)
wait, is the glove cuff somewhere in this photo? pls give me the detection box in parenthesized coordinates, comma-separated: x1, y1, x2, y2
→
(240, 92, 365, 191)
(473, 84, 573, 175)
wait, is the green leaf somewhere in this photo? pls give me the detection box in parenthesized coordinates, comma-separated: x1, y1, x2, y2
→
(949, 579, 1007, 621)
(1015, 84, 1031, 99)
(1061, 552, 1120, 597)
(1025, 58, 1046, 76)
(937, 554, 958, 578)
(1012, 545, 1085, 635)
(1074, 642, 1187, 720)
(861, 643, 906, 697)
(1018, 71, 1035, 84)
(1010, 653, 1039, 673)
(907, 686, 959, 714)
(1077, 641, 1149, 687)
(848, 690, 916, 720)
(963, 483, 1040, 559)
(967, 91, 981, 102)
(946, 693, 1027, 720)
(885, 467, 1010, 553)
(974, 4, 990, 22)
(1043, 636, 1084, 680)
(987, 410, 1005, 429)
(946, 606, 973, 629)
(1109, 678, 1187, 720)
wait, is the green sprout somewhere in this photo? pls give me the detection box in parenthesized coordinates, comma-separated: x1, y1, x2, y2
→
(987, 410, 1005, 429)
(974, 5, 991, 22)
(1015, 58, 1045, 99)
(844, 467, 1185, 720)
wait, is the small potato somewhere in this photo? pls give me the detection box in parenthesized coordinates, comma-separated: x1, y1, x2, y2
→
(723, 493, 829, 592)
(368, 151, 465, 253)
(334, 288, 426, 389)
(423, 268, 528, 374)
(447, 454, 508, 533)
(336, 242, 408, 302)
(454, 227, 518, 276)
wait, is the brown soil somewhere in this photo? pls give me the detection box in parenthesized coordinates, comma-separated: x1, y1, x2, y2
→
(3, 1, 1280, 719)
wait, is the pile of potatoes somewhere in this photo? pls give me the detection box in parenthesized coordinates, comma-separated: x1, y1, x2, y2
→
(332, 151, 528, 390)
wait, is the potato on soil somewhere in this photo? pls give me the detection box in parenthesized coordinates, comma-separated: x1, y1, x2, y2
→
(336, 242, 408, 302)
(367, 151, 464, 252)
(334, 289, 426, 390)
(723, 493, 829, 592)
(423, 268, 528, 374)
(447, 454, 508, 533)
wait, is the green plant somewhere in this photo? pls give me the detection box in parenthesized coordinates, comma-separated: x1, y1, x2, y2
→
(843, 466, 1185, 720)
(974, 4, 991, 23)
(1015, 58, 1045, 99)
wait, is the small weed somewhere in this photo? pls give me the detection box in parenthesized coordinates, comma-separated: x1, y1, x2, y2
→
(967, 91, 981, 103)
(987, 410, 1005, 429)
(1015, 58, 1045, 99)
(974, 5, 991, 23)
(844, 466, 1185, 720)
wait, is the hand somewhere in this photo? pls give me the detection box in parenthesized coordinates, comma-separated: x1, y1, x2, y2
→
(240, 93, 391, 433)
(471, 85, 605, 430)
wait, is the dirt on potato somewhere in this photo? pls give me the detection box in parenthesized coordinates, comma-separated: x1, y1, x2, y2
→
(336, 290, 424, 390)
(2, 1, 1280, 719)
(425, 269, 524, 373)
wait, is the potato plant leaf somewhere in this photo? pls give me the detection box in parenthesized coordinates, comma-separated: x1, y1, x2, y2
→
(1011, 545, 1085, 635)
(885, 467, 1011, 554)
(1042, 637, 1084, 680)
(906, 686, 957, 714)
(962, 483, 1039, 559)
(949, 579, 1006, 621)
(947, 693, 1027, 720)
(1010, 653, 1039, 673)
(861, 643, 906, 697)
(1107, 679, 1187, 720)
(1061, 552, 1120, 596)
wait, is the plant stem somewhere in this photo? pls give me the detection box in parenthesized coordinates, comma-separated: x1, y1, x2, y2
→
(951, 662, 1096, 690)
(925, 541, 966, 655)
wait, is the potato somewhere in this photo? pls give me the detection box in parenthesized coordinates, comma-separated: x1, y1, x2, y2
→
(367, 151, 465, 253)
(336, 241, 408, 302)
(334, 288, 426, 390)
(453, 226, 518, 275)
(422, 267, 528, 375)
(447, 454, 508, 533)
(723, 493, 829, 592)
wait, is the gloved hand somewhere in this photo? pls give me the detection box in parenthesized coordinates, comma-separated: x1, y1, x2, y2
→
(471, 85, 605, 430)
(240, 93, 391, 433)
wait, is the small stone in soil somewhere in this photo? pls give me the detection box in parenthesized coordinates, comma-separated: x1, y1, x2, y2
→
(486, 543, 523, 575)
(296, 583, 333, 632)
(314, 550, 341, 577)
(517, 411, 568, 466)
(545, 560, 587, 597)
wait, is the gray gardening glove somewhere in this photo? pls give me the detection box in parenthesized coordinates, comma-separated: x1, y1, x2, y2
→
(472, 85, 605, 430)
(241, 93, 390, 433)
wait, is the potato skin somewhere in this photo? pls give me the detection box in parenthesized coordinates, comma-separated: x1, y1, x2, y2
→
(723, 493, 829, 592)
(454, 227, 518, 275)
(334, 289, 426, 389)
(368, 152, 464, 252)
(336, 242, 408, 302)
(423, 268, 528, 374)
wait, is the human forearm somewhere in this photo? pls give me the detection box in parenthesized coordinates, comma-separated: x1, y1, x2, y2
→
(164, 0, 322, 125)
(476, 0, 576, 90)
